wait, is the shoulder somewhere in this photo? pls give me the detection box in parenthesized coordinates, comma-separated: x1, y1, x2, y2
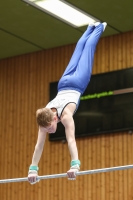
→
(62, 103, 76, 117)
(61, 108, 74, 127)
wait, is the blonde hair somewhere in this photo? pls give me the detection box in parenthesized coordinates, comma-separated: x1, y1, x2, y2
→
(36, 107, 54, 127)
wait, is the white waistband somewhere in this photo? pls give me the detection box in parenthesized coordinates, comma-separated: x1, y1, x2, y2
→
(58, 90, 81, 96)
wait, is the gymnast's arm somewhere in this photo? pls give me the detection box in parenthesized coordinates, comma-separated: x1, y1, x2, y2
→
(61, 113, 78, 161)
(28, 126, 47, 183)
(61, 106, 79, 179)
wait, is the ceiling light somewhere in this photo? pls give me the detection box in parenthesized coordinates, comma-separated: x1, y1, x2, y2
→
(23, 0, 99, 27)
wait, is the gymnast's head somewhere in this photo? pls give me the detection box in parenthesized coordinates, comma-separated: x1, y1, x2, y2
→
(36, 107, 58, 133)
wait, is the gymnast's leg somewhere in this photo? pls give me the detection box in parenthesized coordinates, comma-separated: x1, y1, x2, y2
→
(61, 25, 95, 76)
(58, 25, 95, 91)
(58, 23, 107, 92)
(74, 22, 107, 94)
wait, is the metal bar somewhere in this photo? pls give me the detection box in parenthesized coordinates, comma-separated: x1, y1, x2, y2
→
(0, 164, 133, 184)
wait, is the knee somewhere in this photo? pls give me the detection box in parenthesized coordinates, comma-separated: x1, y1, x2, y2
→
(85, 40, 95, 51)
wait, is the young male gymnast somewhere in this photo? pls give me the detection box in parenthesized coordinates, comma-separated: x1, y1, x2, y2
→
(28, 22, 107, 184)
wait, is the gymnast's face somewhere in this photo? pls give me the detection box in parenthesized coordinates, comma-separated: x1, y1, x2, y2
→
(46, 116, 58, 134)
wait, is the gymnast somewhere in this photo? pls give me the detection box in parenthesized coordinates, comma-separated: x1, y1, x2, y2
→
(28, 22, 107, 184)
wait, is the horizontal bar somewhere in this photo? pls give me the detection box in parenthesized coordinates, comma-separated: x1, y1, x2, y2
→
(0, 164, 133, 184)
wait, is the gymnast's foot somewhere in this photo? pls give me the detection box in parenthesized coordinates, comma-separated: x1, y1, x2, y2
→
(102, 22, 107, 31)
(95, 22, 101, 26)
(89, 21, 107, 32)
(89, 21, 100, 27)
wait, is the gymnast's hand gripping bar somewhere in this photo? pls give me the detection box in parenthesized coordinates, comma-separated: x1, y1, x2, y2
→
(0, 164, 133, 184)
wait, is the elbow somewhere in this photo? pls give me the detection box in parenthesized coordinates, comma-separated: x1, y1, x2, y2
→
(67, 137, 76, 145)
(35, 143, 44, 152)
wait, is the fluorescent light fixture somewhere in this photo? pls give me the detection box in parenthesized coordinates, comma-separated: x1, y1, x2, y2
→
(23, 0, 99, 27)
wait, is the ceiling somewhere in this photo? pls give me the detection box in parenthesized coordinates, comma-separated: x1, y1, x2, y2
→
(0, 0, 133, 60)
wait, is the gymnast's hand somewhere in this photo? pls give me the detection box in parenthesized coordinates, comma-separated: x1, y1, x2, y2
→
(67, 168, 79, 180)
(28, 170, 39, 184)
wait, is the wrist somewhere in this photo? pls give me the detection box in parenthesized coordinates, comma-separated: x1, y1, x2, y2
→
(29, 165, 39, 171)
(70, 159, 81, 170)
(71, 159, 81, 167)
